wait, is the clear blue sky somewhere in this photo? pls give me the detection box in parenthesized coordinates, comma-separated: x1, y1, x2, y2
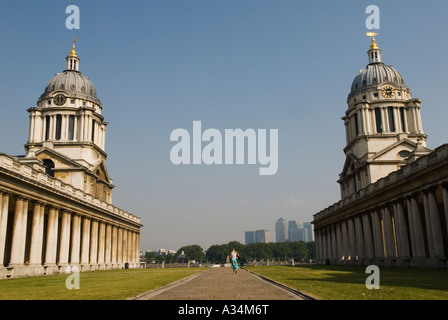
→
(1, 1, 447, 252)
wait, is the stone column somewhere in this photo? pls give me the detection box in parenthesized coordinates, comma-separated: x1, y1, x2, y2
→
(136, 232, 140, 266)
(409, 194, 427, 266)
(371, 209, 384, 264)
(122, 229, 128, 265)
(58, 211, 71, 266)
(110, 226, 118, 269)
(335, 223, 343, 263)
(325, 227, 332, 263)
(117, 227, 123, 267)
(347, 218, 357, 264)
(394, 200, 411, 266)
(354, 215, 365, 264)
(0, 193, 10, 266)
(382, 205, 396, 265)
(80, 217, 91, 270)
(44, 207, 59, 269)
(422, 191, 434, 256)
(341, 221, 350, 262)
(89, 220, 99, 268)
(406, 196, 417, 254)
(427, 187, 445, 259)
(97, 222, 106, 268)
(442, 183, 448, 241)
(9, 197, 28, 265)
(127, 230, 133, 267)
(111, 225, 118, 267)
(70, 214, 81, 265)
(317, 229, 324, 264)
(362, 212, 374, 264)
(133, 232, 138, 266)
(29, 202, 45, 265)
(105, 224, 112, 268)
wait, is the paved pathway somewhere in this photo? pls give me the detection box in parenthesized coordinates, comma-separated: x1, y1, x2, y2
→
(131, 267, 304, 300)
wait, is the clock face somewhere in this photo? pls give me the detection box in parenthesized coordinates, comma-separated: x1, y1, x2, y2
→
(53, 94, 67, 106)
(381, 86, 395, 98)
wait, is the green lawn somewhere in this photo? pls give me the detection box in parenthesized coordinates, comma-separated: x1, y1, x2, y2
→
(0, 268, 204, 300)
(1, 265, 447, 300)
(245, 265, 448, 300)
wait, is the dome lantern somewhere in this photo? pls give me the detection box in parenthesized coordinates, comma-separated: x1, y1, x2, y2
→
(66, 38, 80, 71)
(366, 31, 382, 64)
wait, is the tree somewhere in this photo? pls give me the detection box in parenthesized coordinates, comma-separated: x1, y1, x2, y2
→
(176, 244, 205, 262)
(145, 251, 155, 263)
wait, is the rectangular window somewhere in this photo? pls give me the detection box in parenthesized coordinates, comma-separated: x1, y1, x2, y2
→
(375, 108, 382, 133)
(354, 113, 359, 136)
(388, 107, 395, 132)
(68, 115, 75, 140)
(400, 107, 407, 132)
(45, 115, 50, 140)
(55, 114, 62, 140)
(91, 119, 95, 142)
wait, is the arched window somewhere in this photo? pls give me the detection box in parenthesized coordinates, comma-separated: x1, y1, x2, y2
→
(42, 159, 55, 178)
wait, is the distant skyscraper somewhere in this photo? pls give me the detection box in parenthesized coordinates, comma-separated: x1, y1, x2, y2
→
(245, 231, 255, 244)
(288, 220, 303, 241)
(255, 230, 270, 243)
(303, 222, 314, 242)
(275, 217, 288, 243)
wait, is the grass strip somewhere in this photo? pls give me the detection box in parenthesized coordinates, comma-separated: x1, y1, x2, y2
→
(0, 268, 204, 300)
(245, 265, 448, 300)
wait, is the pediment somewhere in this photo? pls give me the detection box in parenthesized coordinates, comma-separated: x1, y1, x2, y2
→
(367, 139, 429, 163)
(91, 160, 112, 184)
(35, 148, 86, 170)
(340, 153, 361, 178)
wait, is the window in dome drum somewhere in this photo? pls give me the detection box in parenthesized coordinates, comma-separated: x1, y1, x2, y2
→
(55, 114, 62, 140)
(68, 115, 75, 140)
(45, 116, 50, 140)
(400, 107, 407, 132)
(91, 119, 95, 142)
(375, 108, 382, 133)
(388, 107, 395, 132)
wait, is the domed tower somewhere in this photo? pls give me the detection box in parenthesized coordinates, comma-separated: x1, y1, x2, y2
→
(23, 39, 114, 203)
(339, 32, 432, 199)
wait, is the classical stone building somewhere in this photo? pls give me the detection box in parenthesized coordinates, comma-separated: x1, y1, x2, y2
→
(312, 34, 448, 268)
(0, 40, 142, 278)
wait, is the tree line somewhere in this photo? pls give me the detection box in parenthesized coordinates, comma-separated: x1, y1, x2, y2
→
(144, 241, 315, 264)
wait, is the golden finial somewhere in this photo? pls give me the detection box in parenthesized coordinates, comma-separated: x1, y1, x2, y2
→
(70, 37, 77, 57)
(366, 30, 379, 49)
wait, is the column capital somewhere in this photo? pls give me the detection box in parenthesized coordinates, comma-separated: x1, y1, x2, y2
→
(16, 195, 29, 202)
(423, 185, 439, 193)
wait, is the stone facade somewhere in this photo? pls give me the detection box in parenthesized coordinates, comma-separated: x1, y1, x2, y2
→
(313, 144, 448, 268)
(0, 40, 142, 278)
(312, 35, 447, 268)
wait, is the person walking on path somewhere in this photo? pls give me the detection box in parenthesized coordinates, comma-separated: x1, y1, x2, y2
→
(230, 248, 239, 274)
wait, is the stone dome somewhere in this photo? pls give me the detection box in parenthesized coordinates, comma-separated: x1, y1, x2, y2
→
(349, 62, 407, 98)
(39, 70, 101, 104)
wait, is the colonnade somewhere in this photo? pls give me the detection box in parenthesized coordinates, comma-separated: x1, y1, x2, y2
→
(28, 109, 106, 151)
(315, 183, 448, 268)
(0, 191, 140, 278)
